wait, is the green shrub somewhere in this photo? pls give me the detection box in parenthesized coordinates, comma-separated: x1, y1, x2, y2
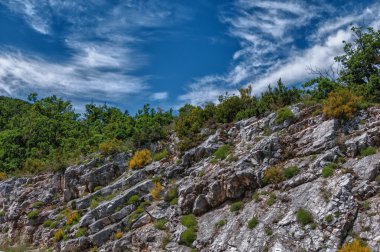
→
(266, 192, 277, 206)
(170, 197, 178, 205)
(325, 214, 333, 223)
(247, 217, 259, 229)
(252, 192, 261, 202)
(180, 214, 197, 229)
(274, 107, 294, 124)
(376, 175, 380, 184)
(180, 228, 197, 247)
(263, 166, 284, 185)
(230, 201, 244, 212)
(43, 219, 53, 228)
(153, 149, 169, 161)
(53, 229, 65, 242)
(27, 210, 39, 220)
(99, 139, 124, 155)
(360, 146, 377, 156)
(283, 166, 300, 179)
(90, 198, 99, 209)
(154, 218, 168, 230)
(32, 201, 44, 209)
(75, 227, 88, 238)
(214, 219, 226, 228)
(213, 145, 232, 161)
(0, 210, 5, 217)
(164, 187, 178, 203)
(322, 165, 335, 178)
(94, 186, 103, 192)
(296, 208, 314, 226)
(127, 195, 140, 205)
(264, 226, 273, 236)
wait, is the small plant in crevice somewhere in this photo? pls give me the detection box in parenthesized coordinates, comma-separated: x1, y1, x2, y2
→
(153, 149, 169, 161)
(27, 210, 39, 220)
(283, 166, 300, 179)
(296, 208, 314, 226)
(264, 226, 273, 236)
(324, 214, 333, 223)
(150, 182, 163, 201)
(263, 166, 284, 185)
(211, 145, 232, 163)
(230, 201, 244, 212)
(247, 217, 259, 229)
(154, 218, 168, 230)
(114, 231, 123, 240)
(266, 192, 277, 206)
(128, 149, 152, 169)
(127, 195, 140, 205)
(180, 214, 198, 247)
(360, 146, 377, 157)
(274, 107, 294, 125)
(214, 219, 226, 229)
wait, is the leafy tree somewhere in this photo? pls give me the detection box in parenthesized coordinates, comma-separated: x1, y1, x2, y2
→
(335, 26, 380, 85)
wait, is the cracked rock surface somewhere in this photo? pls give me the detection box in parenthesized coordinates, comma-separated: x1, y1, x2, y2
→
(1, 105, 380, 252)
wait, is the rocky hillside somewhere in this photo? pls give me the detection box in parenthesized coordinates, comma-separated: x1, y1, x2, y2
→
(0, 104, 380, 252)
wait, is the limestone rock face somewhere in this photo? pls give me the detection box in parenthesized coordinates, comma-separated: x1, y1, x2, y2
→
(1, 105, 380, 252)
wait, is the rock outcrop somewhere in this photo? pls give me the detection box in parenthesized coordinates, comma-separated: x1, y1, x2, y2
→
(1, 105, 380, 252)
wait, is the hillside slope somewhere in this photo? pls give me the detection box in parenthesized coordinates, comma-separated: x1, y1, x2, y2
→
(0, 104, 379, 252)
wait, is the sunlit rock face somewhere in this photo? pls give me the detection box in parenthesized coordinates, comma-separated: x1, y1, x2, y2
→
(1, 105, 380, 252)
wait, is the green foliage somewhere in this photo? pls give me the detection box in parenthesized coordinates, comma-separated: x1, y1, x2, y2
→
(335, 27, 380, 86)
(180, 214, 197, 229)
(230, 201, 244, 212)
(0, 95, 173, 175)
(296, 208, 314, 226)
(274, 107, 294, 125)
(214, 219, 226, 228)
(252, 192, 261, 202)
(325, 214, 333, 223)
(75, 227, 88, 238)
(263, 166, 284, 185)
(27, 210, 39, 220)
(164, 187, 178, 203)
(53, 229, 65, 242)
(266, 192, 277, 206)
(322, 165, 335, 178)
(360, 146, 377, 156)
(247, 217, 259, 229)
(98, 139, 124, 155)
(212, 145, 232, 161)
(127, 195, 140, 205)
(32, 201, 44, 209)
(154, 218, 168, 230)
(264, 226, 273, 236)
(376, 175, 380, 184)
(153, 149, 169, 161)
(90, 198, 100, 209)
(180, 228, 197, 247)
(283, 166, 300, 179)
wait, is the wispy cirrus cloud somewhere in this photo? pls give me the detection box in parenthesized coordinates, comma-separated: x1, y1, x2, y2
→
(0, 0, 188, 108)
(178, 0, 380, 105)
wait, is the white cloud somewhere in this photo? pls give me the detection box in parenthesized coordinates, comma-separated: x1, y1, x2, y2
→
(178, 0, 380, 106)
(151, 92, 169, 101)
(0, 0, 188, 107)
(0, 50, 147, 101)
(253, 29, 352, 92)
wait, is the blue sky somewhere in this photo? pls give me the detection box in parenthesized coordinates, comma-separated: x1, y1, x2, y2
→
(0, 0, 379, 113)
